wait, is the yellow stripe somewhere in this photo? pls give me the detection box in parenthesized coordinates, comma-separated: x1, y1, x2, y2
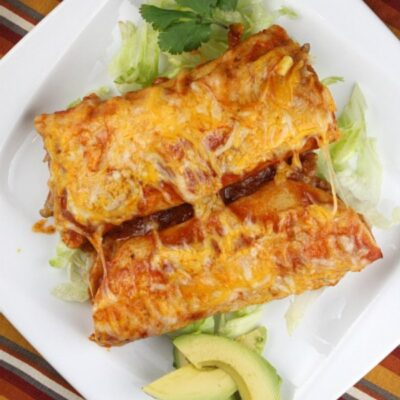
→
(364, 365, 400, 396)
(0, 314, 40, 356)
(18, 0, 60, 15)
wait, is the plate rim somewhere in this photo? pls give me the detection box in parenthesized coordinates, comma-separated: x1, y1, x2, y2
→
(0, 1, 399, 400)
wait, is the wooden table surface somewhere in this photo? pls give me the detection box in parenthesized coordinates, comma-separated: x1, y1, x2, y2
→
(0, 1, 399, 400)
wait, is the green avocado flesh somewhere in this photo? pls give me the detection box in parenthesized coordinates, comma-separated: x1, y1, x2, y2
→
(173, 334, 281, 400)
(144, 328, 276, 400)
(173, 345, 189, 368)
(143, 365, 237, 400)
(172, 327, 267, 369)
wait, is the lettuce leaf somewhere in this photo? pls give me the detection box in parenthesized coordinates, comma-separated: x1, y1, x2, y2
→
(218, 306, 264, 338)
(112, 0, 298, 85)
(167, 317, 214, 338)
(49, 242, 92, 302)
(162, 51, 202, 79)
(110, 21, 159, 93)
(285, 290, 323, 335)
(236, 2, 297, 36)
(167, 305, 264, 339)
(318, 84, 400, 228)
(67, 86, 110, 109)
(321, 76, 344, 86)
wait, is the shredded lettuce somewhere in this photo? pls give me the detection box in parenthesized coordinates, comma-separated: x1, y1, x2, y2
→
(321, 76, 344, 86)
(285, 290, 323, 335)
(167, 317, 214, 338)
(49, 242, 92, 302)
(67, 86, 110, 109)
(110, 21, 159, 93)
(276, 6, 298, 20)
(218, 306, 264, 338)
(67, 98, 83, 109)
(111, 0, 298, 86)
(168, 305, 264, 339)
(231, 1, 297, 37)
(161, 51, 201, 79)
(318, 84, 400, 228)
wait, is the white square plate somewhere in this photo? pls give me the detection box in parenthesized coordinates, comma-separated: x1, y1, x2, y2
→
(1, 1, 399, 399)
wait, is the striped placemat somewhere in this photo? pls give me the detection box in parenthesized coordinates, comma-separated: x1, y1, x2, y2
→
(1, 1, 400, 400)
(0, 0, 61, 56)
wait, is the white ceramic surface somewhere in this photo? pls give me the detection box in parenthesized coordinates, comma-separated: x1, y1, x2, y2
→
(0, 1, 399, 399)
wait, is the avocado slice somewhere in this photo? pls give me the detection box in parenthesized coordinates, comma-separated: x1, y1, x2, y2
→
(143, 365, 237, 400)
(145, 328, 272, 400)
(173, 345, 189, 368)
(173, 327, 266, 368)
(236, 327, 267, 355)
(174, 334, 281, 400)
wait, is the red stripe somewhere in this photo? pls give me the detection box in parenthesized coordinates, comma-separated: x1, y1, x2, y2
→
(0, 35, 13, 57)
(0, 22, 23, 43)
(364, 0, 400, 29)
(355, 381, 386, 400)
(0, 365, 56, 400)
(0, 343, 81, 396)
(382, 0, 400, 12)
(392, 346, 400, 358)
(0, 377, 37, 400)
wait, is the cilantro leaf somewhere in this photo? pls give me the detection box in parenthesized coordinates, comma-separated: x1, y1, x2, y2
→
(158, 21, 212, 54)
(176, 0, 218, 16)
(217, 0, 238, 11)
(140, 5, 196, 30)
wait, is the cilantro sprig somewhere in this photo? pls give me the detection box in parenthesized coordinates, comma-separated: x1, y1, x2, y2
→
(140, 0, 238, 54)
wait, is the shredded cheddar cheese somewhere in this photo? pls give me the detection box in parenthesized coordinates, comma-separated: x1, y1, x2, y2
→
(35, 26, 339, 240)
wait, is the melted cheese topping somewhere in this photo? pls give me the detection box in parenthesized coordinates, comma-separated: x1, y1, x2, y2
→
(35, 25, 339, 234)
(92, 180, 381, 345)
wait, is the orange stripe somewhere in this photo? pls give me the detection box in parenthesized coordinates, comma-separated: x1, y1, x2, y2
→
(0, 0, 37, 24)
(364, 365, 400, 397)
(0, 377, 37, 400)
(380, 353, 400, 375)
(17, 0, 60, 15)
(0, 314, 40, 356)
